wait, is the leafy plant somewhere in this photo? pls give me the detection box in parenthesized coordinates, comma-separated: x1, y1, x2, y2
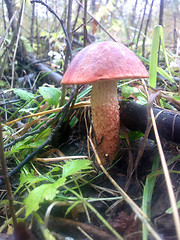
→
(39, 86, 61, 107)
(16, 159, 92, 217)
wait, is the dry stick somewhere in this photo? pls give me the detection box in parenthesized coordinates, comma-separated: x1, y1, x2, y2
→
(150, 108, 180, 240)
(77, 226, 94, 240)
(83, 0, 88, 47)
(34, 155, 89, 162)
(88, 137, 162, 240)
(75, 0, 116, 42)
(2, 0, 7, 29)
(11, 0, 25, 88)
(30, 0, 72, 61)
(72, 0, 82, 31)
(135, 0, 148, 52)
(60, 0, 73, 107)
(4, 101, 90, 126)
(159, 0, 164, 26)
(0, 118, 17, 227)
(134, 91, 161, 175)
(0, 11, 17, 51)
(30, 2, 35, 47)
(142, 0, 155, 57)
(130, 0, 138, 27)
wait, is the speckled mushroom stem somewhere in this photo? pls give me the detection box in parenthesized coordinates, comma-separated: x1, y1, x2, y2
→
(91, 80, 120, 166)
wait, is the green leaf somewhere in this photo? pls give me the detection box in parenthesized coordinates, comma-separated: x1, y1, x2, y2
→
(19, 107, 37, 113)
(128, 131, 144, 142)
(47, 167, 60, 176)
(121, 86, 147, 105)
(25, 177, 66, 217)
(166, 200, 180, 214)
(121, 85, 140, 98)
(21, 36, 34, 53)
(149, 25, 161, 88)
(28, 139, 46, 148)
(149, 25, 175, 88)
(14, 89, 35, 101)
(15, 172, 48, 194)
(138, 55, 176, 84)
(65, 201, 81, 216)
(39, 86, 61, 107)
(35, 128, 51, 141)
(69, 115, 79, 128)
(172, 96, 180, 101)
(62, 159, 92, 178)
(11, 137, 32, 153)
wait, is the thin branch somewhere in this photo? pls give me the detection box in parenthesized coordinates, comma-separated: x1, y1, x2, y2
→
(30, 0, 72, 61)
(0, 11, 17, 51)
(75, 0, 116, 42)
(60, 0, 73, 106)
(11, 0, 25, 88)
(142, 0, 155, 56)
(83, 0, 88, 47)
(72, 0, 82, 31)
(0, 118, 17, 227)
(135, 0, 148, 51)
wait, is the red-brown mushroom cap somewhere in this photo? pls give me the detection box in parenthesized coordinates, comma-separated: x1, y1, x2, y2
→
(61, 41, 149, 85)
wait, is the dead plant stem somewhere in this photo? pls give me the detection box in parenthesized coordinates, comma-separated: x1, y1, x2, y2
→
(11, 0, 25, 88)
(0, 118, 17, 227)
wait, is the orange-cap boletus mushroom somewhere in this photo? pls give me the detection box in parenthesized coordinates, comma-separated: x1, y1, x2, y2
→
(61, 41, 149, 166)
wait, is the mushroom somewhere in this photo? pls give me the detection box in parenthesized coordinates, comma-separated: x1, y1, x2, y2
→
(61, 41, 149, 166)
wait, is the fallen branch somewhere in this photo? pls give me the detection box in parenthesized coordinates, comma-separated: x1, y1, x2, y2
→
(119, 100, 180, 144)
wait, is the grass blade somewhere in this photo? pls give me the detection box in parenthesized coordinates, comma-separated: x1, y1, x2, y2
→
(142, 153, 160, 240)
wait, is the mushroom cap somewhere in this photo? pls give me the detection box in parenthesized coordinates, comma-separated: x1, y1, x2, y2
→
(61, 41, 149, 85)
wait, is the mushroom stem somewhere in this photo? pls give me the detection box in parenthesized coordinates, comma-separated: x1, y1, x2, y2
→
(91, 80, 120, 166)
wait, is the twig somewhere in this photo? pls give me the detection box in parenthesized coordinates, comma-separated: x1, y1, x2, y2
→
(142, 0, 155, 56)
(60, 0, 73, 106)
(134, 91, 160, 175)
(0, 11, 17, 51)
(75, 0, 116, 42)
(72, 0, 82, 31)
(0, 117, 17, 227)
(11, 0, 25, 88)
(4, 101, 90, 126)
(30, 0, 72, 61)
(135, 0, 148, 51)
(83, 0, 88, 47)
